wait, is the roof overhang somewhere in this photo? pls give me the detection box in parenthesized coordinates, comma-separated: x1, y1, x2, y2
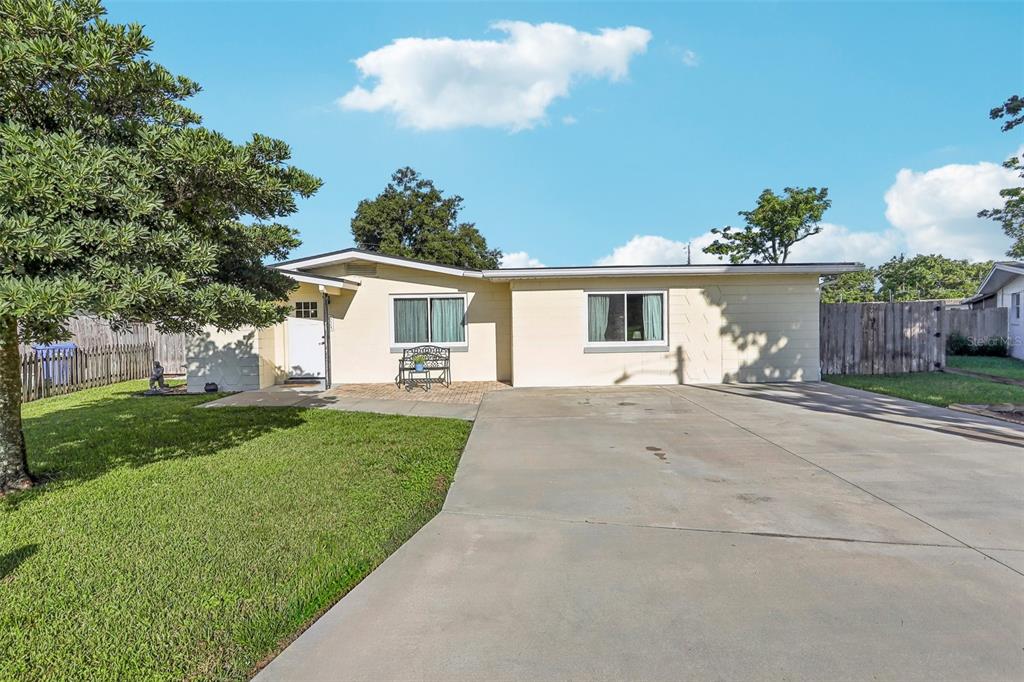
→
(274, 248, 863, 282)
(976, 262, 1024, 297)
(961, 291, 996, 305)
(276, 268, 360, 293)
(273, 249, 484, 279)
(482, 262, 864, 281)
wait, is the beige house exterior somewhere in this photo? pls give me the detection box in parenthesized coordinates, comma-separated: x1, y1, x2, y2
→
(186, 249, 861, 392)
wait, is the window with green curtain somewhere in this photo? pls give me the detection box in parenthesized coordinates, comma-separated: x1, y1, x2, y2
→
(430, 297, 465, 343)
(588, 292, 664, 344)
(640, 293, 663, 341)
(588, 295, 611, 342)
(393, 298, 428, 343)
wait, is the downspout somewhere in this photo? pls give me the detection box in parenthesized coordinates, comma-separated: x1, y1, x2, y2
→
(319, 286, 332, 388)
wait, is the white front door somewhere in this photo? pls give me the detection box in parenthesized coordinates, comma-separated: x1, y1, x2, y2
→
(287, 316, 326, 378)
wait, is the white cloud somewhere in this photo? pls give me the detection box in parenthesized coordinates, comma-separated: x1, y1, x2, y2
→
(500, 251, 545, 268)
(561, 114, 579, 126)
(595, 235, 719, 265)
(595, 151, 1022, 267)
(787, 223, 902, 264)
(337, 21, 651, 131)
(883, 150, 1021, 262)
(596, 227, 903, 267)
(681, 49, 700, 67)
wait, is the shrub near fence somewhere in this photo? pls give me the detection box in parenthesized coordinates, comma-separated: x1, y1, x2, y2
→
(20, 343, 155, 402)
(944, 307, 1008, 347)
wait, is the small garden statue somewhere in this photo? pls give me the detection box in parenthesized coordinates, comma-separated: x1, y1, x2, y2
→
(149, 361, 168, 391)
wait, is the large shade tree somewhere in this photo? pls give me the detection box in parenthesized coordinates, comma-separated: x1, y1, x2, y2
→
(351, 167, 501, 269)
(821, 256, 992, 303)
(875, 255, 992, 302)
(820, 269, 878, 303)
(978, 94, 1024, 259)
(703, 186, 831, 264)
(0, 0, 320, 492)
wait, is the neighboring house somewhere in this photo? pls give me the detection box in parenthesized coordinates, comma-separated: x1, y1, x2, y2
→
(958, 291, 998, 310)
(186, 249, 861, 392)
(972, 261, 1024, 360)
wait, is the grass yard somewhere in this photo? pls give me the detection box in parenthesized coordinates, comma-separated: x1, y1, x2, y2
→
(946, 355, 1024, 381)
(0, 381, 471, 681)
(826, 371, 1024, 407)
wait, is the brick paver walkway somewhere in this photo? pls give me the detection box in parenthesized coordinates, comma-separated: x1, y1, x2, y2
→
(323, 381, 511, 405)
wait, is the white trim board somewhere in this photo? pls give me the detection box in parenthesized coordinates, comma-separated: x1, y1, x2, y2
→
(275, 268, 360, 292)
(485, 263, 862, 279)
(273, 248, 863, 281)
(274, 250, 484, 279)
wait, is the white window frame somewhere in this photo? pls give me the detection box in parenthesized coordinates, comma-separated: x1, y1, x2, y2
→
(294, 300, 319, 319)
(583, 290, 668, 349)
(1013, 292, 1021, 320)
(389, 293, 469, 349)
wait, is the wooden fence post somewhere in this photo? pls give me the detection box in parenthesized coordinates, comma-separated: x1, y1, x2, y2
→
(820, 299, 969, 376)
(17, 342, 158, 403)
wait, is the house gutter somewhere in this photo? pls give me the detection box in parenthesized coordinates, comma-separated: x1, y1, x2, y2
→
(482, 263, 864, 280)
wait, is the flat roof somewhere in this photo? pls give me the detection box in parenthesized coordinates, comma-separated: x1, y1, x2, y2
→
(273, 248, 864, 280)
(483, 262, 863, 279)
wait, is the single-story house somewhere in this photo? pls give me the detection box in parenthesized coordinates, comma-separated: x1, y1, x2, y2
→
(972, 261, 1024, 359)
(185, 248, 862, 392)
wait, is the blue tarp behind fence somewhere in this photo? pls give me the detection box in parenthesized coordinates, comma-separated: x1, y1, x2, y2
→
(31, 342, 78, 385)
(20, 343, 155, 402)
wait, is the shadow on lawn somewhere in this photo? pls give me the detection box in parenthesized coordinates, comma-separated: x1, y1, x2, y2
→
(15, 386, 307, 502)
(1, 543, 38, 580)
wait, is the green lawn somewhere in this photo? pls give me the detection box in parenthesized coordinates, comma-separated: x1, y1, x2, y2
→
(825, 371, 1024, 407)
(0, 381, 471, 681)
(947, 355, 1024, 381)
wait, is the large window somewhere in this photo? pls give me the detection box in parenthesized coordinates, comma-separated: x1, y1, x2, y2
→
(586, 292, 665, 346)
(392, 295, 466, 346)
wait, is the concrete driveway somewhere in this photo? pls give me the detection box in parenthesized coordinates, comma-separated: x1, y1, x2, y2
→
(257, 383, 1024, 681)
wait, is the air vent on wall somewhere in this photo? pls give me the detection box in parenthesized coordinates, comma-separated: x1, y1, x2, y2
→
(345, 263, 378, 277)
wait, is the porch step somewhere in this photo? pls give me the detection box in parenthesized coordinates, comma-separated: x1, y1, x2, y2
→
(284, 377, 325, 387)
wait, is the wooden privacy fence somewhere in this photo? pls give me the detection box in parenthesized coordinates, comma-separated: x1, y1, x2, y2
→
(18, 316, 187, 373)
(820, 301, 946, 375)
(20, 343, 155, 402)
(944, 307, 1008, 344)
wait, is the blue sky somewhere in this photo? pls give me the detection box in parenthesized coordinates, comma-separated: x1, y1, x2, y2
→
(108, 1, 1023, 266)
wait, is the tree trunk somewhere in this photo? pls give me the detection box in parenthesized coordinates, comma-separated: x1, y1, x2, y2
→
(0, 316, 31, 494)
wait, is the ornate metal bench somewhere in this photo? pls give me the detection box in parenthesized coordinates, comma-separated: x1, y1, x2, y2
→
(397, 345, 451, 390)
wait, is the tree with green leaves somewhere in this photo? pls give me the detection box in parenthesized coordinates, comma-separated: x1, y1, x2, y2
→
(0, 0, 319, 493)
(820, 269, 878, 303)
(351, 167, 501, 269)
(988, 94, 1023, 132)
(978, 94, 1023, 259)
(875, 255, 992, 302)
(703, 187, 831, 263)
